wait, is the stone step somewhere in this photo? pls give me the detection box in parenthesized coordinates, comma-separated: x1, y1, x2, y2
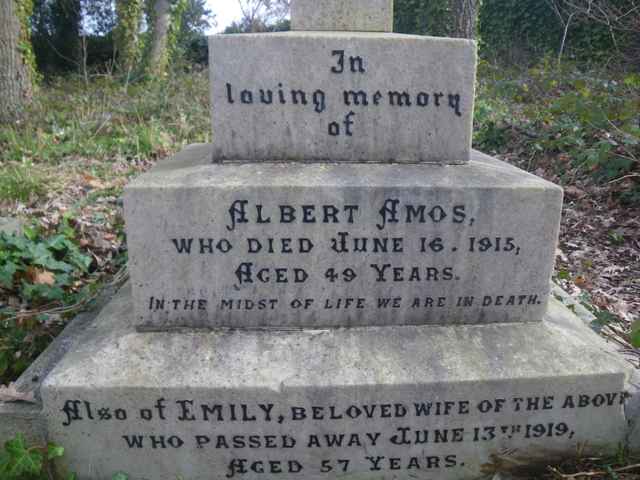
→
(41, 285, 632, 480)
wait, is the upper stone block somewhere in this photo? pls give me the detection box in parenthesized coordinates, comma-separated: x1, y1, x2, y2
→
(291, 0, 394, 32)
(209, 32, 477, 164)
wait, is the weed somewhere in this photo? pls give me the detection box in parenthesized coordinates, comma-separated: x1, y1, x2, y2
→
(0, 71, 210, 166)
(475, 59, 640, 204)
(0, 163, 46, 203)
(0, 433, 69, 480)
(0, 226, 94, 384)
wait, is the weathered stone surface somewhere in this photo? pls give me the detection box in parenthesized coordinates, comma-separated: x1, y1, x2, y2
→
(124, 144, 562, 329)
(291, 0, 394, 32)
(0, 403, 45, 445)
(41, 284, 633, 480)
(209, 32, 476, 164)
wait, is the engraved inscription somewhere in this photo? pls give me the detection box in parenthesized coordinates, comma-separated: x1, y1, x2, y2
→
(222, 51, 464, 140)
(143, 195, 540, 323)
(56, 391, 629, 478)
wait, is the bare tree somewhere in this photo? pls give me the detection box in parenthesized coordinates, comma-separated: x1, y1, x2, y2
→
(237, 0, 289, 32)
(449, 0, 480, 39)
(0, 0, 34, 122)
(562, 0, 639, 33)
(553, 0, 640, 62)
(544, 0, 579, 64)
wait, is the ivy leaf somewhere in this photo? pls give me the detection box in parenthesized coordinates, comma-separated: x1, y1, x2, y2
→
(47, 443, 65, 460)
(630, 321, 640, 349)
(21, 283, 65, 302)
(0, 263, 17, 289)
(3, 433, 43, 476)
(3, 234, 28, 253)
(66, 249, 92, 273)
(0, 450, 12, 476)
(46, 235, 69, 252)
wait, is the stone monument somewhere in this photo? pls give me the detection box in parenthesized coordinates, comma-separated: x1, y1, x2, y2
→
(40, 1, 635, 479)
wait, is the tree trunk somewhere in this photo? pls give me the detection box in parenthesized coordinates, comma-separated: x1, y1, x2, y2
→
(449, 0, 479, 39)
(0, 0, 33, 122)
(148, 0, 172, 76)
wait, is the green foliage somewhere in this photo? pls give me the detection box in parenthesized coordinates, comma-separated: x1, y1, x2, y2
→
(479, 0, 618, 64)
(145, 0, 190, 76)
(115, 0, 145, 74)
(0, 226, 92, 383)
(31, 0, 82, 75)
(175, 0, 212, 61)
(15, 0, 38, 87)
(0, 163, 46, 202)
(0, 434, 66, 480)
(0, 71, 207, 384)
(167, 0, 189, 63)
(475, 59, 640, 203)
(631, 321, 640, 348)
(393, 0, 451, 37)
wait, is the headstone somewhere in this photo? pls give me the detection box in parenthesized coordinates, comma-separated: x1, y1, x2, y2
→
(40, 1, 634, 479)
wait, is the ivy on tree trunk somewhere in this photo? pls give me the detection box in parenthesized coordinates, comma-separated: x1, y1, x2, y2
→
(146, 0, 188, 77)
(0, 0, 36, 122)
(115, 0, 144, 76)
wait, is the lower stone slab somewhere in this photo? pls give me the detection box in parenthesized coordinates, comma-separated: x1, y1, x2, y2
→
(42, 285, 633, 480)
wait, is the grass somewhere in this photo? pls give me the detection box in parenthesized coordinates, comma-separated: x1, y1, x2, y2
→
(0, 163, 46, 203)
(0, 67, 210, 180)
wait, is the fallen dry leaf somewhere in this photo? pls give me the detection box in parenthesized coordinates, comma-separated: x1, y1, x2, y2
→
(0, 384, 36, 403)
(81, 174, 105, 189)
(33, 269, 55, 286)
(574, 276, 588, 288)
(25, 267, 55, 286)
(564, 185, 586, 199)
